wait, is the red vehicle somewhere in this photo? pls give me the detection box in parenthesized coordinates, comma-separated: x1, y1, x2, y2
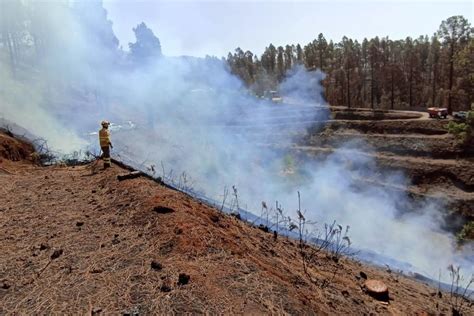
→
(427, 107, 448, 119)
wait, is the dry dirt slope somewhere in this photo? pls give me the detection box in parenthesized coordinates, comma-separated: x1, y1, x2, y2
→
(0, 132, 473, 315)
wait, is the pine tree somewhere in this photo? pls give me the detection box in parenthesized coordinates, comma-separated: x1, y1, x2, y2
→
(437, 16, 473, 113)
(129, 22, 162, 64)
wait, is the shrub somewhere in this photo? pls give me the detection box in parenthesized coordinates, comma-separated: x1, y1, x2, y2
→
(467, 111, 474, 126)
(446, 121, 472, 144)
(456, 221, 474, 245)
(447, 265, 474, 316)
(282, 154, 295, 173)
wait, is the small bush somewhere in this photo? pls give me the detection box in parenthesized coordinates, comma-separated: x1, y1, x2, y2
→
(282, 154, 295, 173)
(457, 221, 474, 245)
(446, 121, 472, 144)
(467, 111, 474, 126)
(447, 265, 474, 316)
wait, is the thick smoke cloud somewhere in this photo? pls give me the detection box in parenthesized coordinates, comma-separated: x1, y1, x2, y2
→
(0, 0, 472, 283)
(0, 63, 86, 151)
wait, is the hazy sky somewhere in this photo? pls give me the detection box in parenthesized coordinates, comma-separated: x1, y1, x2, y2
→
(103, 0, 473, 57)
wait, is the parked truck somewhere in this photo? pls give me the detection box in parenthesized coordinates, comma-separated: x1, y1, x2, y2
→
(453, 111, 468, 120)
(427, 107, 448, 119)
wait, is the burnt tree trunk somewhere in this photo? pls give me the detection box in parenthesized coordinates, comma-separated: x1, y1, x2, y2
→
(346, 68, 351, 108)
(391, 66, 395, 110)
(448, 41, 455, 114)
(340, 75, 345, 106)
(6, 33, 16, 76)
(431, 63, 437, 106)
(319, 51, 324, 71)
(370, 62, 375, 109)
(409, 66, 413, 108)
(362, 71, 366, 107)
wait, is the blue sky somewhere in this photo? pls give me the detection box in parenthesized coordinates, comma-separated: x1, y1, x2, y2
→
(103, 0, 473, 57)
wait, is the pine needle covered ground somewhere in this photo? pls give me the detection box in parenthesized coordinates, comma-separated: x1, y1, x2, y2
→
(0, 131, 472, 315)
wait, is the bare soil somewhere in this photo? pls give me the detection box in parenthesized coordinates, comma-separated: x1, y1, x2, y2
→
(0, 128, 35, 162)
(1, 131, 472, 314)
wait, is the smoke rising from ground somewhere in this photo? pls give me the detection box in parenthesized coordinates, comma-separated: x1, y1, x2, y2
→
(0, 1, 472, 282)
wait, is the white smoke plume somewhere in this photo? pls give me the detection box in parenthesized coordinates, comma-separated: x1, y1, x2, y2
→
(0, 0, 472, 283)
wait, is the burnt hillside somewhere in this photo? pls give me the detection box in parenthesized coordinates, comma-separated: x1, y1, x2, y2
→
(1, 131, 472, 315)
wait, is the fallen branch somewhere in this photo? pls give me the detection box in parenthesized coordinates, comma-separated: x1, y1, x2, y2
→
(117, 171, 143, 181)
(0, 166, 13, 175)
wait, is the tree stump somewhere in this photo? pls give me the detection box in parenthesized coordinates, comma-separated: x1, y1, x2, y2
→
(364, 279, 389, 301)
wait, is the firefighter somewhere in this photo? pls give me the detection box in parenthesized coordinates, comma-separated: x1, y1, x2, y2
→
(99, 120, 113, 169)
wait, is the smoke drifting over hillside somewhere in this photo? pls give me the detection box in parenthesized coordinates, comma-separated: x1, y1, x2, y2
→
(0, 1, 472, 282)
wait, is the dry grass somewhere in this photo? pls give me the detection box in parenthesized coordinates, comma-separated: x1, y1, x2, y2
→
(0, 156, 472, 314)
